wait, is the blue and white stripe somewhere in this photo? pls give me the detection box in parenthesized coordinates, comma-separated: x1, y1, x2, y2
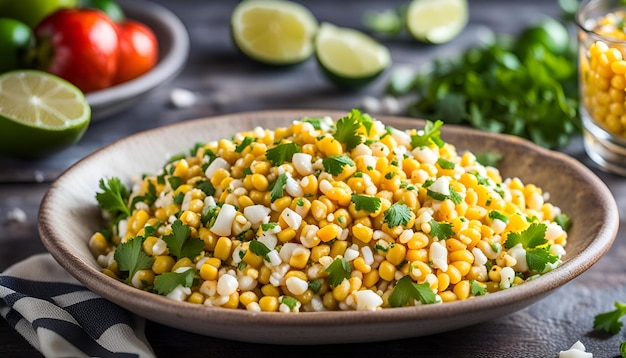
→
(0, 254, 155, 358)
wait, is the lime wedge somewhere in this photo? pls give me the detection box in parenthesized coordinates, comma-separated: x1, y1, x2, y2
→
(405, 0, 468, 44)
(230, 0, 318, 65)
(315, 22, 391, 88)
(0, 70, 91, 159)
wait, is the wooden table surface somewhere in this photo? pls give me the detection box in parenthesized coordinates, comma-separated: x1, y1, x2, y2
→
(1, 0, 625, 357)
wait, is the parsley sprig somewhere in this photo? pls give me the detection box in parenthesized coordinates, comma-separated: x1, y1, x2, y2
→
(266, 142, 300, 166)
(383, 203, 412, 227)
(593, 301, 626, 357)
(410, 120, 444, 148)
(325, 258, 352, 286)
(334, 109, 368, 151)
(322, 155, 355, 176)
(153, 268, 195, 296)
(351, 194, 381, 213)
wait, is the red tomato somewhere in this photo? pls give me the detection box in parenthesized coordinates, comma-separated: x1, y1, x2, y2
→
(35, 8, 119, 93)
(113, 20, 158, 85)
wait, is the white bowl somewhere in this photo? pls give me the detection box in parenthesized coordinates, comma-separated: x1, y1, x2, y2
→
(39, 110, 619, 344)
(85, 0, 189, 121)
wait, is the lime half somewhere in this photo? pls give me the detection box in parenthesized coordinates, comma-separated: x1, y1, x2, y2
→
(315, 22, 391, 88)
(406, 0, 468, 44)
(0, 70, 91, 159)
(230, 0, 318, 65)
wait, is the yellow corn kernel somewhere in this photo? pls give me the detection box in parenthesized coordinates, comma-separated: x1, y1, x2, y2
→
(173, 159, 189, 178)
(446, 264, 462, 284)
(318, 224, 340, 242)
(439, 290, 458, 302)
(277, 227, 296, 243)
(180, 210, 201, 229)
(171, 257, 194, 272)
(409, 261, 432, 280)
(222, 292, 240, 309)
(362, 270, 380, 288)
(200, 263, 219, 281)
(322, 291, 338, 310)
(188, 292, 204, 304)
(257, 266, 271, 285)
(453, 280, 471, 300)
(406, 248, 428, 263)
(250, 173, 269, 191)
(310, 199, 328, 221)
(347, 256, 367, 273)
(240, 291, 259, 307)
(141, 236, 158, 256)
(507, 213, 529, 233)
(351, 223, 373, 243)
(310, 244, 331, 263)
(213, 237, 232, 261)
(378, 260, 396, 281)
(273, 196, 292, 212)
(445, 238, 466, 252)
(451, 260, 472, 277)
(437, 271, 450, 291)
(329, 240, 348, 258)
(89, 232, 109, 255)
(317, 136, 343, 157)
(289, 248, 311, 269)
(448, 249, 474, 264)
(488, 265, 502, 282)
(152, 255, 175, 274)
(301, 175, 318, 196)
(261, 284, 281, 297)
(102, 268, 118, 279)
(387, 244, 407, 266)
(134, 269, 155, 287)
(332, 279, 351, 301)
(252, 160, 270, 175)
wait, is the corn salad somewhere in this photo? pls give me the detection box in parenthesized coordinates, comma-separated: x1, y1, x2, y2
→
(581, 10, 626, 137)
(90, 110, 568, 312)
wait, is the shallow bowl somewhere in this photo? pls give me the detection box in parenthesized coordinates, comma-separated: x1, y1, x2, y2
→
(85, 0, 189, 121)
(39, 110, 619, 344)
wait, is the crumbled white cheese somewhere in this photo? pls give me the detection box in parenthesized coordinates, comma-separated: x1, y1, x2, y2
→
(7, 208, 27, 223)
(558, 340, 592, 358)
(169, 88, 197, 108)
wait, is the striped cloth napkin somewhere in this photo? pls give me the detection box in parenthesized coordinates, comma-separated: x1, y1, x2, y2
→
(0, 253, 155, 358)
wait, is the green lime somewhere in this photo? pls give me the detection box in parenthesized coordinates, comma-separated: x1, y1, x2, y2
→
(0, 18, 33, 73)
(314, 22, 391, 89)
(0, 70, 91, 159)
(405, 0, 468, 44)
(0, 0, 78, 28)
(230, 0, 318, 65)
(79, 0, 125, 22)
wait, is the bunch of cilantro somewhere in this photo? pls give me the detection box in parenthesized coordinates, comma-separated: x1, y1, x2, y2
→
(390, 18, 580, 149)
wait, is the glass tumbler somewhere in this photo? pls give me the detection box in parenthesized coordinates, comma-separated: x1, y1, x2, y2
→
(576, 0, 626, 176)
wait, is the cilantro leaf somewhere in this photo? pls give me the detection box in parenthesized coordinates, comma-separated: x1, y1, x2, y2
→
(389, 276, 437, 307)
(526, 248, 559, 273)
(504, 222, 547, 249)
(325, 258, 352, 286)
(249, 240, 271, 261)
(95, 177, 131, 218)
(281, 296, 299, 310)
(470, 280, 487, 296)
(168, 176, 183, 190)
(130, 180, 157, 210)
(410, 120, 444, 148)
(163, 220, 205, 260)
(322, 155, 355, 176)
(504, 223, 559, 273)
(261, 222, 279, 231)
(270, 173, 288, 202)
(153, 268, 195, 296)
(302, 116, 323, 129)
(554, 213, 572, 231)
(429, 219, 454, 240)
(195, 180, 215, 196)
(384, 203, 412, 227)
(235, 136, 256, 153)
(594, 302, 626, 334)
(114, 237, 154, 282)
(266, 142, 301, 166)
(334, 109, 364, 151)
(436, 158, 455, 169)
(488, 210, 509, 223)
(351, 194, 381, 213)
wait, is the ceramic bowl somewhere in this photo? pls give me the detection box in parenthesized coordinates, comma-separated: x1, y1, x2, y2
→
(85, 0, 189, 121)
(39, 110, 619, 344)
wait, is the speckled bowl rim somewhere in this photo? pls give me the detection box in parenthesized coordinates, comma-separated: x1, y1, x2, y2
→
(39, 110, 619, 344)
